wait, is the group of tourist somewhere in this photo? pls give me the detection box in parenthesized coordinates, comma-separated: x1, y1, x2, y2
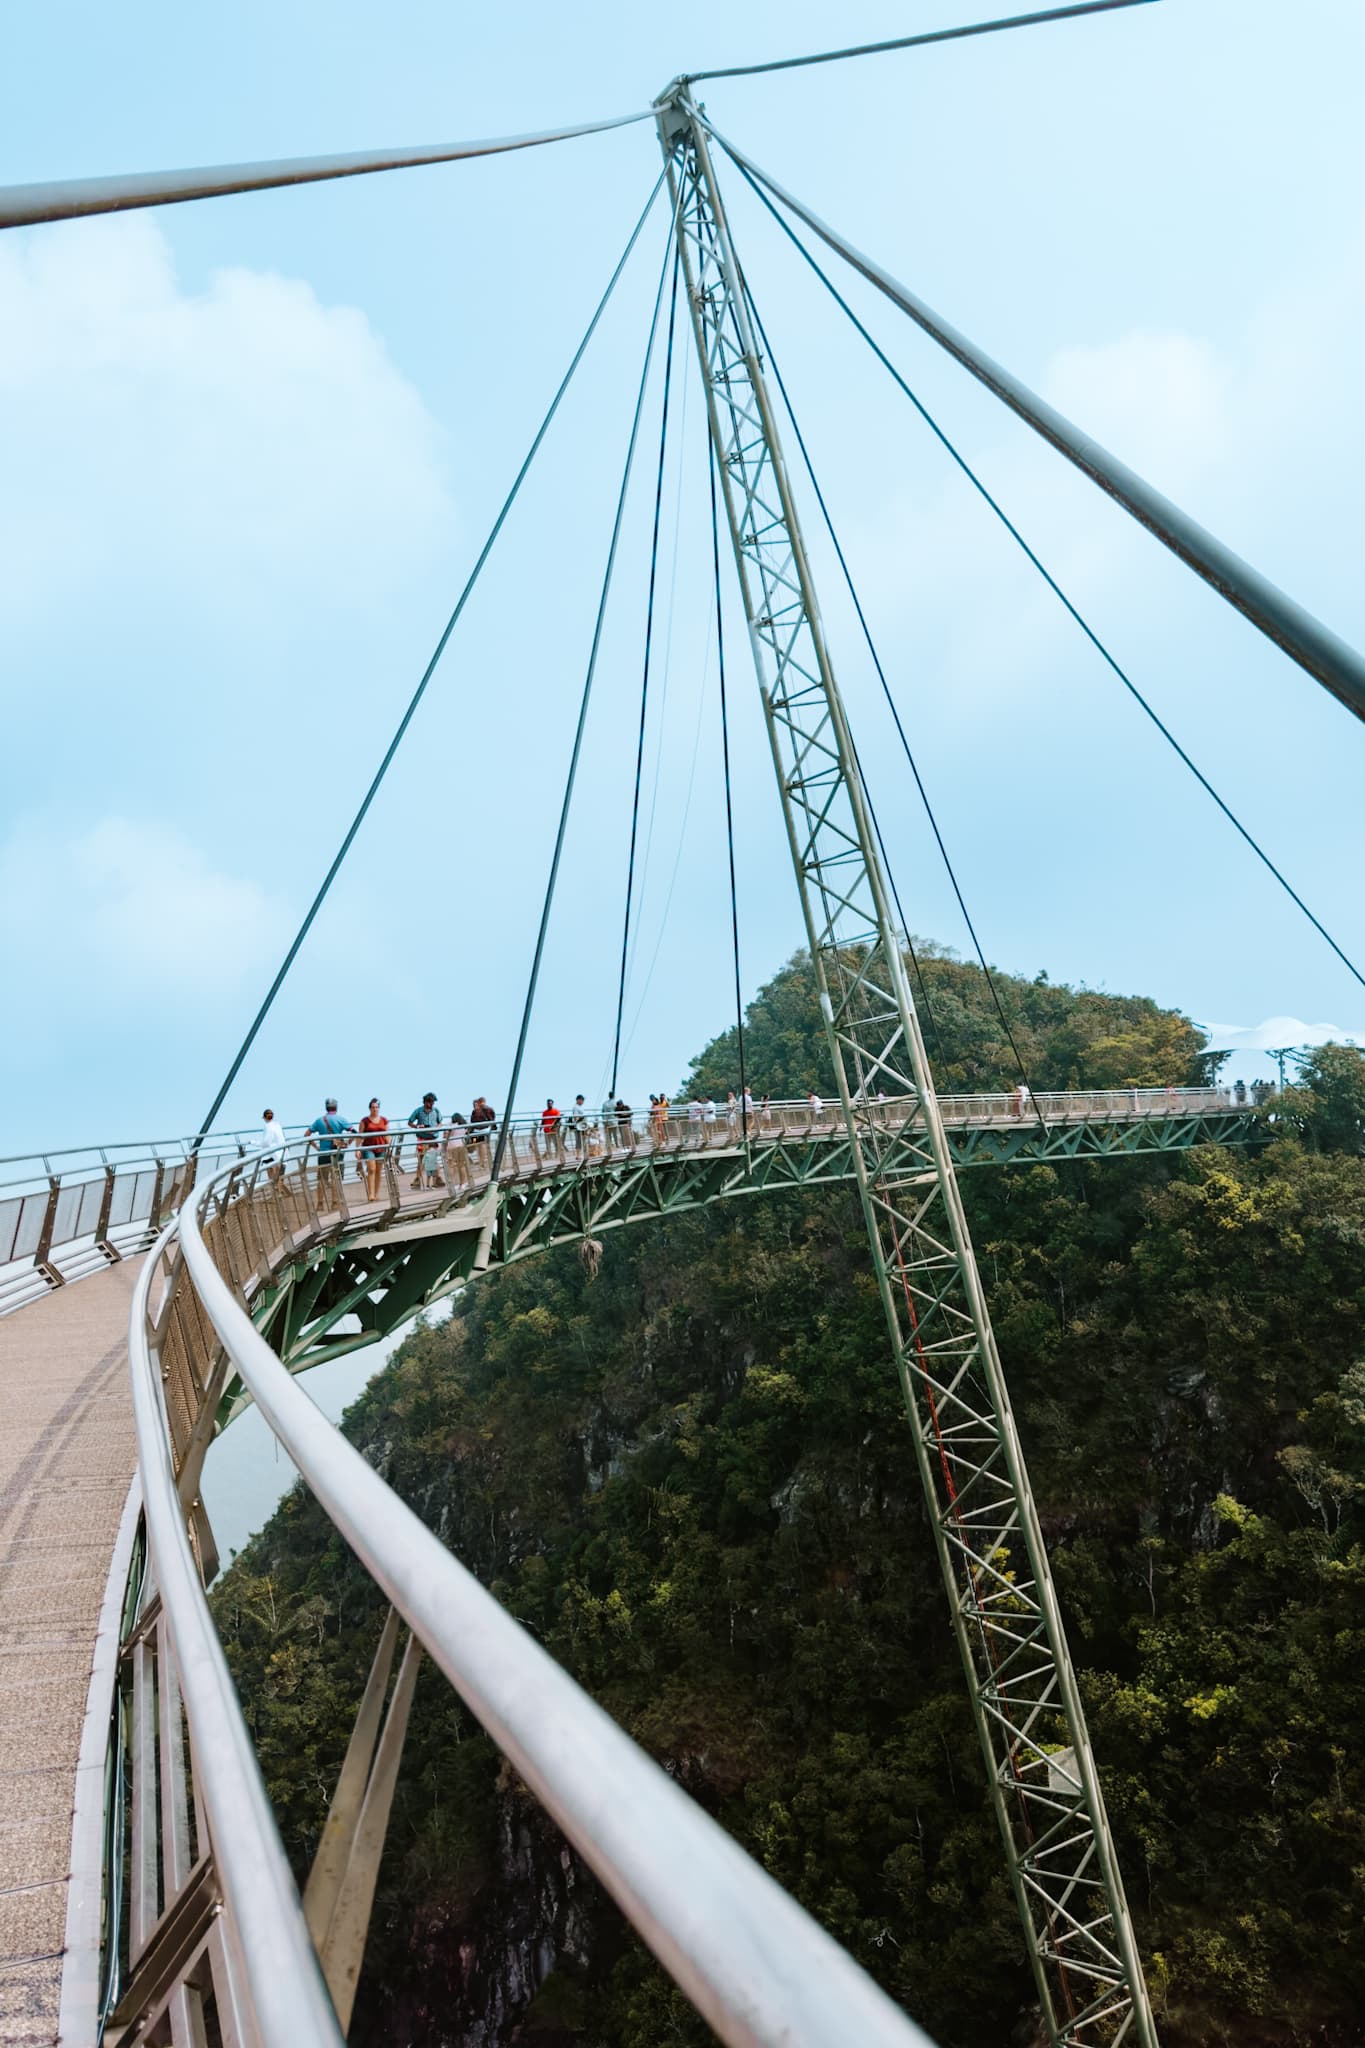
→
(259, 1093, 507, 1203)
(248, 1083, 837, 1208)
(1228, 1078, 1276, 1106)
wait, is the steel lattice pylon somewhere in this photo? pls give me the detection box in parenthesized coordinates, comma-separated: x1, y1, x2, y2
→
(658, 90, 1158, 2048)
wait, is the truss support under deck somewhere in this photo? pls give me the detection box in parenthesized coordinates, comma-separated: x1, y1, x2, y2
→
(659, 89, 1157, 2048)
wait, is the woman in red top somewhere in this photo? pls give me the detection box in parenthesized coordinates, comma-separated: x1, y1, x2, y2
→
(358, 1099, 389, 1202)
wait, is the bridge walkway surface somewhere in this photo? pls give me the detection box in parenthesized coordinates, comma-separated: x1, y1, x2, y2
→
(0, 1260, 139, 2045)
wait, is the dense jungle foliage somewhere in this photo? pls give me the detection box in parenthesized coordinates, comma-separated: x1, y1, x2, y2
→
(214, 949, 1365, 2048)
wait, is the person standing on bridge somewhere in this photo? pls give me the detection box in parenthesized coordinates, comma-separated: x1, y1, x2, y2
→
(308, 1099, 352, 1210)
(541, 1099, 563, 1158)
(253, 1108, 287, 1185)
(1013, 1080, 1031, 1121)
(357, 1099, 389, 1202)
(568, 1096, 589, 1155)
(444, 1112, 471, 1191)
(469, 1097, 497, 1174)
(407, 1093, 442, 1189)
(806, 1089, 825, 1125)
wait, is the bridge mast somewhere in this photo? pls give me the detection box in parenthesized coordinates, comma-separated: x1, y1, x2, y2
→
(657, 88, 1157, 2048)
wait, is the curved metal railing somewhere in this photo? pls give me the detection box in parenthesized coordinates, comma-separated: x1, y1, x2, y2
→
(83, 1086, 1255, 2040)
(109, 1138, 939, 2047)
(0, 1125, 279, 1312)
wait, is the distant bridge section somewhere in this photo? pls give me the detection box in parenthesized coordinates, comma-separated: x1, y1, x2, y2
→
(0, 1089, 1258, 1319)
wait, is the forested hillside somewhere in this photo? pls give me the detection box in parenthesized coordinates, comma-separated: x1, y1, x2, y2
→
(214, 948, 1365, 2047)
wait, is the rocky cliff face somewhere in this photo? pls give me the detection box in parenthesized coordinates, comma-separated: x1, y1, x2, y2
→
(362, 1796, 597, 2047)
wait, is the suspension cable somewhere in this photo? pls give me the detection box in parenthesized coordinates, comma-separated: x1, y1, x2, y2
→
(707, 429, 750, 1148)
(193, 171, 666, 1146)
(727, 276, 951, 1072)
(612, 241, 682, 1094)
(492, 214, 678, 1180)
(626, 351, 691, 995)
(740, 272, 1046, 1121)
(614, 582, 717, 1078)
(688, 0, 1155, 84)
(729, 154, 1365, 999)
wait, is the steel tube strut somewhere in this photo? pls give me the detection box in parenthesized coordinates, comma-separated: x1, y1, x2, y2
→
(701, 119, 1365, 727)
(0, 110, 654, 230)
(660, 91, 1158, 2048)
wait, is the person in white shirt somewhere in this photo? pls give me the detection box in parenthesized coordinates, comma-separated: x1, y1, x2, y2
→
(807, 1090, 825, 1124)
(687, 1098, 703, 1146)
(253, 1108, 286, 1182)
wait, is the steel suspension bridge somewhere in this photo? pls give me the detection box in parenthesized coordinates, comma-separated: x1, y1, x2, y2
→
(1, 6, 1362, 2047)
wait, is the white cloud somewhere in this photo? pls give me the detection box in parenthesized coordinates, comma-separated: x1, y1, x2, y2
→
(1198, 1015, 1364, 1054)
(1045, 329, 1231, 493)
(0, 813, 289, 1008)
(0, 217, 455, 624)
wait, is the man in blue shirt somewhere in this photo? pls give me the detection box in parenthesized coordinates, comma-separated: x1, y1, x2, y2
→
(308, 1098, 353, 1210)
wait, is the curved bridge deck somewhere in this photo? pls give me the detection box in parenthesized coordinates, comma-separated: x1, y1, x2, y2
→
(0, 1262, 138, 2044)
(235, 1090, 1257, 1381)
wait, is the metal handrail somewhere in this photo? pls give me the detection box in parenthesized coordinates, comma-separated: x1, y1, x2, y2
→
(126, 1228, 345, 2045)
(0, 1126, 293, 1181)
(123, 1149, 936, 2046)
(0, 1085, 1253, 1183)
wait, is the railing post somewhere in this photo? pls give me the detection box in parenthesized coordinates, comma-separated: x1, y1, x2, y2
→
(95, 1163, 121, 1265)
(34, 1174, 64, 1289)
(148, 1158, 168, 1234)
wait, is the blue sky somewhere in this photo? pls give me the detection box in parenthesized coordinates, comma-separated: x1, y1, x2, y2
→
(3, 0, 1364, 1157)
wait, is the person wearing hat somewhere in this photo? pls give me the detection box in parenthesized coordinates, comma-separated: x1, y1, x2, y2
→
(407, 1092, 441, 1190)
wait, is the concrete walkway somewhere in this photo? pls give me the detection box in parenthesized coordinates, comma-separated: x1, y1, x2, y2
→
(0, 1261, 138, 2045)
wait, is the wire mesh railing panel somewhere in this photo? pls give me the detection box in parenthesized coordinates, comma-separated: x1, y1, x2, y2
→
(0, 1192, 31, 1264)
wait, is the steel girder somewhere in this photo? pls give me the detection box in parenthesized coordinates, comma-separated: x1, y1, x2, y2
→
(659, 95, 1158, 2048)
(237, 1111, 1257, 1400)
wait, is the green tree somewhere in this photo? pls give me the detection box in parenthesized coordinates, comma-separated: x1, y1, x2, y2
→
(214, 950, 1365, 2048)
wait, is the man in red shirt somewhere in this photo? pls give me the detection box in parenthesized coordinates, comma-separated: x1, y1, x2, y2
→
(541, 1098, 563, 1158)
